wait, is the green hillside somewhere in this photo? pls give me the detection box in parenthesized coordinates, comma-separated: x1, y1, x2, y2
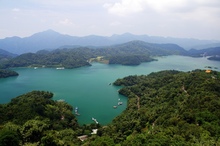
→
(0, 91, 81, 145)
(1, 41, 187, 69)
(85, 69, 220, 145)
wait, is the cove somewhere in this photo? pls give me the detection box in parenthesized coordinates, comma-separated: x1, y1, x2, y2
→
(0, 55, 220, 125)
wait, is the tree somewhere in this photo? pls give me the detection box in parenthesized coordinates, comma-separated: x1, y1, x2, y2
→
(21, 119, 49, 143)
(0, 129, 20, 146)
(88, 136, 115, 146)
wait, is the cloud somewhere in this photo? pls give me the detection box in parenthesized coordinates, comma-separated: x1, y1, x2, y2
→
(195, 0, 220, 7)
(104, 0, 145, 16)
(103, 0, 194, 16)
(110, 21, 122, 26)
(104, 0, 220, 16)
(59, 18, 73, 25)
(103, 0, 193, 16)
(146, 0, 193, 13)
(12, 8, 21, 12)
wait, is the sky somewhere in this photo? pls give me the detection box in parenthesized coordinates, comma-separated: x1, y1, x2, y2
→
(0, 0, 220, 40)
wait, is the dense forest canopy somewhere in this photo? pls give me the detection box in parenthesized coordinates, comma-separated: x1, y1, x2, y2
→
(1, 70, 220, 145)
(83, 69, 220, 145)
(108, 55, 155, 65)
(0, 91, 96, 145)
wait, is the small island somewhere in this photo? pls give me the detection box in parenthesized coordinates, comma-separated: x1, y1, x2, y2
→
(0, 69, 19, 78)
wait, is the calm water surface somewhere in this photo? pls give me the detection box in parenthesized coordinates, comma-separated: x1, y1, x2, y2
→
(0, 56, 220, 125)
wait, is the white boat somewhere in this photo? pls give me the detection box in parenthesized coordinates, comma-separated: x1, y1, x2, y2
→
(56, 67, 65, 70)
(118, 102, 123, 105)
(75, 107, 78, 113)
(57, 99, 65, 102)
(75, 107, 80, 115)
(92, 117, 99, 124)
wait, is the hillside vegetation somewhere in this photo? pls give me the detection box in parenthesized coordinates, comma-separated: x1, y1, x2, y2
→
(0, 49, 17, 64)
(188, 46, 220, 61)
(84, 69, 220, 145)
(0, 91, 84, 145)
(0, 41, 187, 69)
(1, 40, 220, 69)
(188, 47, 220, 57)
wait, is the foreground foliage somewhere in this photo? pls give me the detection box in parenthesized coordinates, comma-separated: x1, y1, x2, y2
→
(0, 91, 82, 145)
(85, 69, 220, 145)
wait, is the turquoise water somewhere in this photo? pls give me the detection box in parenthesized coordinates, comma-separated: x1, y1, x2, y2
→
(0, 55, 220, 125)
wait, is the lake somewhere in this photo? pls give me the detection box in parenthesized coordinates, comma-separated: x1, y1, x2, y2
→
(0, 55, 220, 125)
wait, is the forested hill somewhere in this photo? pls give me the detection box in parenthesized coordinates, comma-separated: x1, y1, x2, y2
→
(188, 46, 220, 61)
(0, 40, 188, 69)
(106, 41, 188, 56)
(189, 46, 220, 56)
(84, 69, 220, 145)
(0, 49, 17, 63)
(0, 91, 81, 145)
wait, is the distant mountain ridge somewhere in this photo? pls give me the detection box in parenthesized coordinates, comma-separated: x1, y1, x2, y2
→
(0, 30, 219, 54)
(0, 49, 17, 57)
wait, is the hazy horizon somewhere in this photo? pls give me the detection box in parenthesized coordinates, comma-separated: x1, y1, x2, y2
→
(1, 0, 220, 40)
(1, 29, 220, 41)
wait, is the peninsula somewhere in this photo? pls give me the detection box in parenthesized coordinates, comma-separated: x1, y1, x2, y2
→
(0, 69, 19, 78)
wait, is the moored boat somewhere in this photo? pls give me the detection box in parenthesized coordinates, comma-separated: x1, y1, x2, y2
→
(92, 117, 98, 124)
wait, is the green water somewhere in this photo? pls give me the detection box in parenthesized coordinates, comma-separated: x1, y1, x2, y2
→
(0, 55, 220, 125)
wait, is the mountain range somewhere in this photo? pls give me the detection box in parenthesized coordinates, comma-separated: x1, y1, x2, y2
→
(0, 30, 220, 54)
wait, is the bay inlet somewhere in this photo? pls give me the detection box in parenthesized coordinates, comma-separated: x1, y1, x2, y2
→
(0, 55, 220, 125)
